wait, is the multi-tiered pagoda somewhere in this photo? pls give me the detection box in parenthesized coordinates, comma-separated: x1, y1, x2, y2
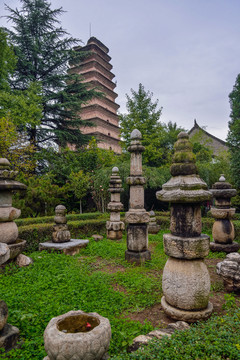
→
(71, 37, 121, 154)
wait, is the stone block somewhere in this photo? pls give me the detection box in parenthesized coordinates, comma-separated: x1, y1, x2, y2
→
(0, 323, 20, 351)
(163, 233, 210, 259)
(127, 335, 152, 353)
(8, 239, 26, 260)
(170, 204, 202, 236)
(92, 235, 103, 242)
(16, 254, 33, 267)
(0, 243, 10, 265)
(126, 224, 148, 252)
(210, 241, 240, 253)
(125, 211, 150, 224)
(0, 207, 21, 222)
(216, 253, 240, 292)
(125, 250, 151, 264)
(212, 220, 235, 244)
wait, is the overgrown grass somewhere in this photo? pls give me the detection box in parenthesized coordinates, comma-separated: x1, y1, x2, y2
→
(0, 229, 239, 359)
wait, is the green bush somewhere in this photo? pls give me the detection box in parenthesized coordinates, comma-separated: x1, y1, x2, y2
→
(16, 212, 104, 227)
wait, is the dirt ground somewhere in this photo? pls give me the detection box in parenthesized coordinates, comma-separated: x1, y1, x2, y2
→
(100, 257, 240, 328)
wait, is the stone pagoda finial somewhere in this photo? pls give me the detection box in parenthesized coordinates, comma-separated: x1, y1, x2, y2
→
(52, 205, 71, 243)
(125, 129, 151, 264)
(156, 132, 213, 322)
(210, 175, 239, 253)
(106, 167, 125, 240)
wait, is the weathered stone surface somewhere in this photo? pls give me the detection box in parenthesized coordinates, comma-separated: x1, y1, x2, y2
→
(148, 211, 160, 234)
(211, 207, 235, 219)
(44, 310, 111, 360)
(216, 253, 240, 292)
(0, 300, 8, 331)
(0, 222, 18, 244)
(0, 243, 10, 265)
(92, 235, 103, 242)
(8, 239, 26, 260)
(16, 254, 33, 267)
(0, 207, 21, 222)
(0, 323, 20, 351)
(125, 250, 151, 264)
(39, 239, 89, 255)
(125, 210, 150, 224)
(126, 224, 148, 252)
(148, 329, 171, 339)
(161, 296, 213, 323)
(52, 225, 71, 243)
(163, 233, 210, 259)
(170, 204, 202, 236)
(210, 241, 240, 253)
(106, 221, 124, 232)
(162, 258, 211, 310)
(212, 220, 235, 244)
(167, 321, 190, 331)
(127, 335, 152, 353)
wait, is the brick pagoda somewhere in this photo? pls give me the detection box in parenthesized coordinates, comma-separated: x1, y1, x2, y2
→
(70, 37, 121, 154)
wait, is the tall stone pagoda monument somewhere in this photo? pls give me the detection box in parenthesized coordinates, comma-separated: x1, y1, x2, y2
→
(70, 37, 121, 154)
(157, 132, 213, 322)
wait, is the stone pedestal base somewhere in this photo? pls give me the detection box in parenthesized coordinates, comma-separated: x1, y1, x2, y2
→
(210, 241, 240, 253)
(107, 230, 123, 240)
(39, 239, 89, 256)
(0, 323, 20, 351)
(125, 250, 151, 264)
(161, 296, 213, 323)
(8, 239, 26, 260)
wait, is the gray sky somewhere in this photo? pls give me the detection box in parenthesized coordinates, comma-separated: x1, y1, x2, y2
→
(1, 0, 240, 141)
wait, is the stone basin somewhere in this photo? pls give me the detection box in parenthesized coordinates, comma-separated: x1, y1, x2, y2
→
(8, 239, 26, 260)
(44, 310, 111, 360)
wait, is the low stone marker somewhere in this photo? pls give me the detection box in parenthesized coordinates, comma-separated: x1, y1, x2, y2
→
(39, 205, 89, 255)
(216, 252, 240, 292)
(210, 175, 240, 253)
(125, 129, 151, 264)
(156, 132, 213, 322)
(0, 300, 19, 352)
(106, 167, 125, 240)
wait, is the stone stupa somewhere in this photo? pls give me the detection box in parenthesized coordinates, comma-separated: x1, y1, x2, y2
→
(156, 132, 213, 322)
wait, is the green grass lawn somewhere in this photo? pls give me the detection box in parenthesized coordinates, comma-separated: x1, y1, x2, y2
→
(0, 231, 239, 359)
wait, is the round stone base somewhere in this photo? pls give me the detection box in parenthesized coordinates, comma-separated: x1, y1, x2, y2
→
(8, 239, 26, 260)
(210, 241, 240, 253)
(125, 250, 151, 264)
(161, 296, 213, 323)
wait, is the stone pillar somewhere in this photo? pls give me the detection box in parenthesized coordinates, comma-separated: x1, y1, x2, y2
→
(106, 167, 125, 240)
(148, 211, 160, 234)
(125, 129, 151, 264)
(52, 205, 71, 243)
(156, 132, 213, 322)
(210, 175, 240, 253)
(0, 158, 27, 259)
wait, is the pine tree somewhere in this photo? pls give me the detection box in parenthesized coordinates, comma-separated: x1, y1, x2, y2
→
(227, 74, 240, 187)
(5, 0, 98, 149)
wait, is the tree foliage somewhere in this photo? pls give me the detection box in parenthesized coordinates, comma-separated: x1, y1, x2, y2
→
(5, 0, 99, 148)
(227, 73, 240, 188)
(119, 83, 184, 167)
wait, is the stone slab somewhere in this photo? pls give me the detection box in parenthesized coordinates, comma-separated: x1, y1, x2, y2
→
(8, 239, 26, 260)
(39, 239, 89, 256)
(125, 250, 151, 264)
(161, 296, 213, 323)
(0, 323, 20, 351)
(210, 241, 240, 253)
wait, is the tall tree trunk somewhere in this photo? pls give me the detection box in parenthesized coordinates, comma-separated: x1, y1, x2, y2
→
(80, 199, 82, 214)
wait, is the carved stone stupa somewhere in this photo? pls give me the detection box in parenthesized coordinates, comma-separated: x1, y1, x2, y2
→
(125, 129, 151, 264)
(156, 132, 213, 322)
(210, 175, 240, 253)
(106, 167, 125, 240)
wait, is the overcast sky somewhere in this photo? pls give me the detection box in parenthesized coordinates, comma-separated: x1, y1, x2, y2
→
(1, 0, 240, 141)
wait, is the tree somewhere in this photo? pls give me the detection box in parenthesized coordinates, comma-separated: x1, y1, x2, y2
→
(68, 170, 91, 213)
(228, 74, 240, 188)
(119, 84, 184, 167)
(5, 0, 99, 149)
